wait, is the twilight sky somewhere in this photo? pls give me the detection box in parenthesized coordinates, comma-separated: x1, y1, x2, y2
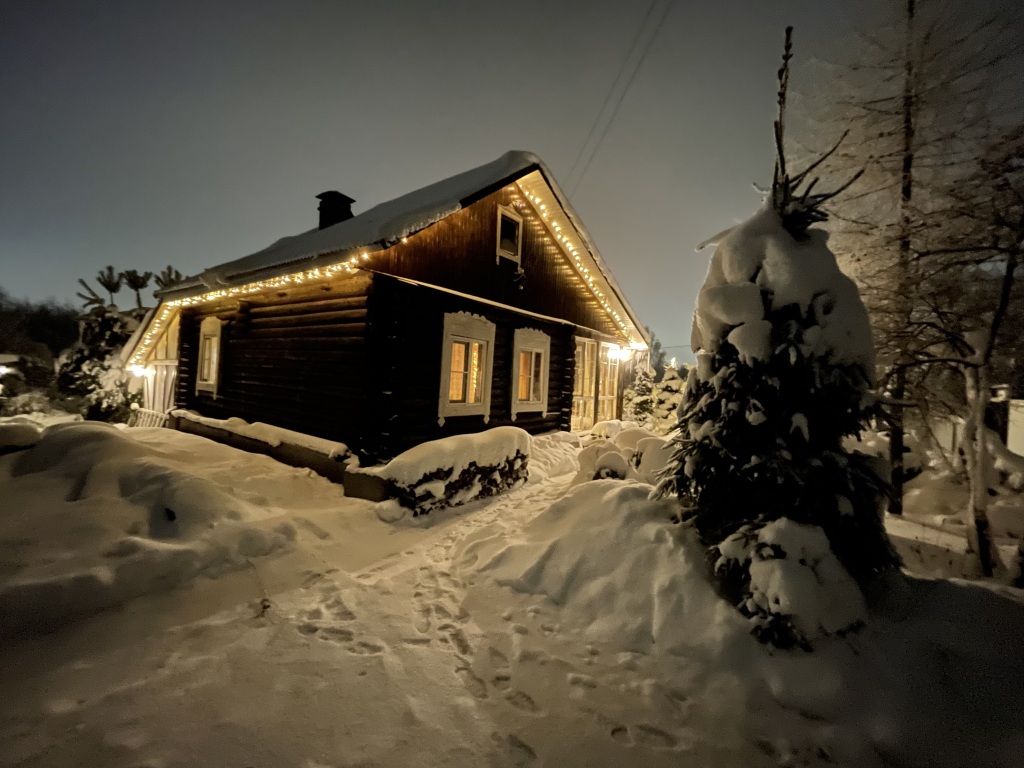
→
(3, 1, 885, 357)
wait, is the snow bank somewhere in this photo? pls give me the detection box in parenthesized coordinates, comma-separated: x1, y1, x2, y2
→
(0, 423, 297, 632)
(0, 422, 42, 450)
(465, 481, 751, 655)
(365, 426, 531, 515)
(171, 409, 353, 460)
(527, 432, 579, 482)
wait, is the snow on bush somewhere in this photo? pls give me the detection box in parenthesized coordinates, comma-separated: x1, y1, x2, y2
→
(0, 422, 296, 632)
(659, 201, 899, 648)
(569, 429, 670, 487)
(367, 426, 530, 515)
(713, 519, 866, 649)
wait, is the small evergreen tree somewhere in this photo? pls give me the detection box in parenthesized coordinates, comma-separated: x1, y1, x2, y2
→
(120, 269, 154, 309)
(658, 28, 898, 650)
(651, 362, 684, 434)
(96, 266, 123, 306)
(627, 366, 655, 425)
(154, 265, 184, 290)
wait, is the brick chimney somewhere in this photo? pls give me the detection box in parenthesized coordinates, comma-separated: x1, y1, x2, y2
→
(316, 191, 355, 229)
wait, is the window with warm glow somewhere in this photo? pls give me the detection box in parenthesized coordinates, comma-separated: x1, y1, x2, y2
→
(195, 316, 223, 396)
(571, 337, 597, 430)
(495, 205, 523, 264)
(448, 339, 484, 404)
(511, 328, 549, 420)
(439, 312, 495, 425)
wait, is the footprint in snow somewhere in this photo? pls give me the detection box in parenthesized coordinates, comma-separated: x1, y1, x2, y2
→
(504, 689, 540, 714)
(347, 640, 386, 655)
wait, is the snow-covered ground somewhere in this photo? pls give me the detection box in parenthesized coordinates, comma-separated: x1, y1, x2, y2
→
(2, 421, 1024, 767)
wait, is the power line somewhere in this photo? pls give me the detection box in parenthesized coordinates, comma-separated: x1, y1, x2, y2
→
(564, 0, 659, 192)
(568, 0, 674, 196)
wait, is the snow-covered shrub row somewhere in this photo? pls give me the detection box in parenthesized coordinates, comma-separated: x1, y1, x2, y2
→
(368, 427, 531, 516)
(0, 422, 296, 633)
(659, 206, 899, 649)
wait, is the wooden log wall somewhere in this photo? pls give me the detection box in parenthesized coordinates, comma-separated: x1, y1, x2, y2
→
(365, 274, 576, 459)
(176, 274, 373, 449)
(373, 186, 622, 340)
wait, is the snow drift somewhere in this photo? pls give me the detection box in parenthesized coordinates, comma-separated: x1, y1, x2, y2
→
(0, 422, 297, 632)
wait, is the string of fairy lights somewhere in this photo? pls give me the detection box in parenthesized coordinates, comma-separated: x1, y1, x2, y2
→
(129, 178, 644, 369)
(512, 181, 640, 346)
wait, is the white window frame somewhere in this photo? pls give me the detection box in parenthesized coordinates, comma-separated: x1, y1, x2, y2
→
(195, 316, 223, 397)
(495, 204, 523, 265)
(438, 312, 495, 426)
(511, 328, 550, 420)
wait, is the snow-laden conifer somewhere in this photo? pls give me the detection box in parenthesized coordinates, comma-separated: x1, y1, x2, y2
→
(658, 28, 899, 649)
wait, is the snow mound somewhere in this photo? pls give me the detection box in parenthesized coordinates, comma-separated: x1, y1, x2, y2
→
(0, 422, 297, 632)
(0, 422, 42, 449)
(172, 409, 353, 460)
(527, 432, 579, 482)
(467, 481, 751, 655)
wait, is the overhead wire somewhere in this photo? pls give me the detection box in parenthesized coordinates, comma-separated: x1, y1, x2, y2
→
(568, 0, 675, 196)
(564, 0, 659, 192)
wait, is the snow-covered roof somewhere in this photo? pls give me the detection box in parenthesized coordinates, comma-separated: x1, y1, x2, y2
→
(157, 151, 648, 346)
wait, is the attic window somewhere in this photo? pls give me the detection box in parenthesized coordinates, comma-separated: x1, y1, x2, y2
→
(496, 205, 523, 264)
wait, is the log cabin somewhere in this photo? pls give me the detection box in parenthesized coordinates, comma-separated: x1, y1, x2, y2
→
(127, 151, 649, 462)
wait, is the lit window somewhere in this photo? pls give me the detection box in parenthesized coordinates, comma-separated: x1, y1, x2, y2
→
(195, 316, 223, 397)
(511, 328, 550, 420)
(438, 312, 495, 425)
(495, 205, 523, 265)
(448, 339, 484, 404)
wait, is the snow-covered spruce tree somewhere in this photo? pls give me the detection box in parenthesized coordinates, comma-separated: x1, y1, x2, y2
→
(623, 365, 655, 425)
(651, 362, 684, 434)
(56, 303, 141, 422)
(658, 28, 899, 650)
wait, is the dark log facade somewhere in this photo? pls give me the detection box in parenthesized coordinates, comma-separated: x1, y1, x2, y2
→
(172, 184, 633, 462)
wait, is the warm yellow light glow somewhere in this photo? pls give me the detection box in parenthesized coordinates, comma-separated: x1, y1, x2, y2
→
(128, 364, 149, 377)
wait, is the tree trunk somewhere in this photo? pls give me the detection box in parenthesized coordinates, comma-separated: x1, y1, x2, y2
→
(889, 0, 917, 516)
(964, 365, 995, 577)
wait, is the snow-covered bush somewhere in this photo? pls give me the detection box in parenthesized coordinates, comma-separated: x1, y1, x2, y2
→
(369, 427, 531, 516)
(568, 427, 670, 488)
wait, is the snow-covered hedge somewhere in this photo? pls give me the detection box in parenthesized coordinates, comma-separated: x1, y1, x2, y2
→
(367, 427, 531, 516)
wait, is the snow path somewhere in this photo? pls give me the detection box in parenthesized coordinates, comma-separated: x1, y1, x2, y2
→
(0, 472, 587, 767)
